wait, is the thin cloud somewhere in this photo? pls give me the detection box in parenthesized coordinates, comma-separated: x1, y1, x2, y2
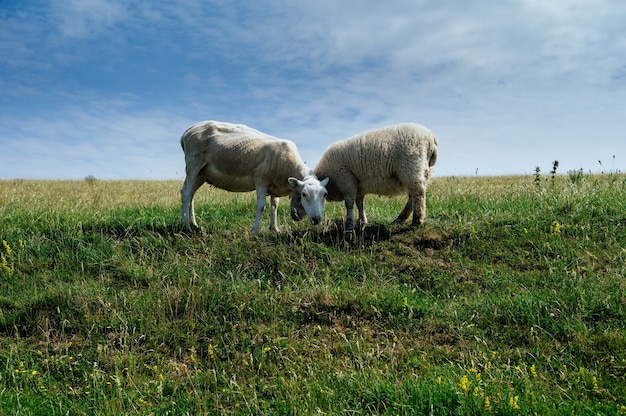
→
(48, 0, 129, 38)
(1, 1, 625, 179)
(0, 100, 190, 179)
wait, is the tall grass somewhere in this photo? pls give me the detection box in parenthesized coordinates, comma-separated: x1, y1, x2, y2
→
(1, 174, 625, 415)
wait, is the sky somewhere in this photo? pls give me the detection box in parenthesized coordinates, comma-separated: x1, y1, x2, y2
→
(1, 0, 625, 180)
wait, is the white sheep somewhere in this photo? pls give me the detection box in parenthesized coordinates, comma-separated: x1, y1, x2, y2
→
(292, 123, 438, 231)
(180, 121, 329, 233)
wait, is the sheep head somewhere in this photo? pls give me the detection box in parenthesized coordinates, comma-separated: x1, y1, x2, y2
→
(288, 176, 329, 225)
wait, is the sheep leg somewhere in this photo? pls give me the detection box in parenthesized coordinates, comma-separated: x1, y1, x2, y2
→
(393, 196, 413, 224)
(252, 187, 268, 233)
(268, 196, 280, 232)
(181, 174, 205, 230)
(411, 184, 427, 226)
(356, 195, 367, 225)
(344, 198, 356, 231)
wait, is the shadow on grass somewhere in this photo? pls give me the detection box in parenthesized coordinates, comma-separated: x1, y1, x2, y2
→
(0, 288, 87, 337)
(282, 220, 459, 251)
(77, 215, 462, 255)
(80, 221, 185, 240)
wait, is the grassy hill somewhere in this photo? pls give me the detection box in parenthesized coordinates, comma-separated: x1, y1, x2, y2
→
(1, 174, 625, 415)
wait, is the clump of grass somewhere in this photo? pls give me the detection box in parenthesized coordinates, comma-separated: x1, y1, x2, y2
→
(568, 168, 584, 185)
(84, 175, 98, 184)
(1, 175, 625, 414)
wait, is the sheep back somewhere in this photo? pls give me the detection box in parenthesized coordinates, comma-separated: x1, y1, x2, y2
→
(181, 121, 309, 196)
(315, 123, 438, 201)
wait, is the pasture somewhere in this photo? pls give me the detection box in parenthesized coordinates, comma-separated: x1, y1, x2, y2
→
(0, 174, 625, 415)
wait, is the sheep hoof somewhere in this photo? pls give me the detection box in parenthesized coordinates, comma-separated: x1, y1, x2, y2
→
(341, 230, 356, 249)
(411, 218, 424, 227)
(182, 223, 201, 234)
(342, 227, 357, 246)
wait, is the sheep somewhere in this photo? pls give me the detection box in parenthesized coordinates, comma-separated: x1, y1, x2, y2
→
(180, 120, 329, 233)
(292, 123, 438, 231)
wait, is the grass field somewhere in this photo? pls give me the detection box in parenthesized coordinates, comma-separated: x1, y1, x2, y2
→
(1, 173, 625, 415)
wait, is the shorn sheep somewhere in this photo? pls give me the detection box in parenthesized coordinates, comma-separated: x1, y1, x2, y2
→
(181, 121, 329, 233)
(292, 123, 438, 231)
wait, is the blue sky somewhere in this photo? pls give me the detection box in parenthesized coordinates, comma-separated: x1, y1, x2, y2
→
(1, 0, 625, 179)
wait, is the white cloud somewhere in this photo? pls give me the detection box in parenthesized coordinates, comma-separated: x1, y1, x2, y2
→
(1, 0, 625, 179)
(0, 99, 191, 179)
(50, 0, 129, 38)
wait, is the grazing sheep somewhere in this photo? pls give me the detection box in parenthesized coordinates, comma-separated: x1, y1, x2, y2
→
(181, 121, 329, 233)
(293, 123, 438, 231)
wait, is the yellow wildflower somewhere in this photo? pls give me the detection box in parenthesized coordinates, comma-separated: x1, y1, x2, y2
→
(2, 240, 12, 256)
(207, 343, 215, 359)
(460, 375, 470, 394)
(484, 396, 492, 411)
(509, 395, 520, 410)
(551, 221, 561, 236)
(592, 376, 599, 391)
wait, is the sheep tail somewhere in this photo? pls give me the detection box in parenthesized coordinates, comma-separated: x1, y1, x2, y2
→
(429, 137, 439, 167)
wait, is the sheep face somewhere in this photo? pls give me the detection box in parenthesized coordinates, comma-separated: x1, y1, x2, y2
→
(289, 176, 329, 225)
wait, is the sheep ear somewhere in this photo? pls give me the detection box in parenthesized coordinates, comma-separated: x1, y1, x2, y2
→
(321, 177, 330, 187)
(288, 177, 303, 189)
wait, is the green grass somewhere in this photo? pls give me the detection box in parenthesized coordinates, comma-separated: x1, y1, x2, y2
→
(1, 174, 625, 415)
